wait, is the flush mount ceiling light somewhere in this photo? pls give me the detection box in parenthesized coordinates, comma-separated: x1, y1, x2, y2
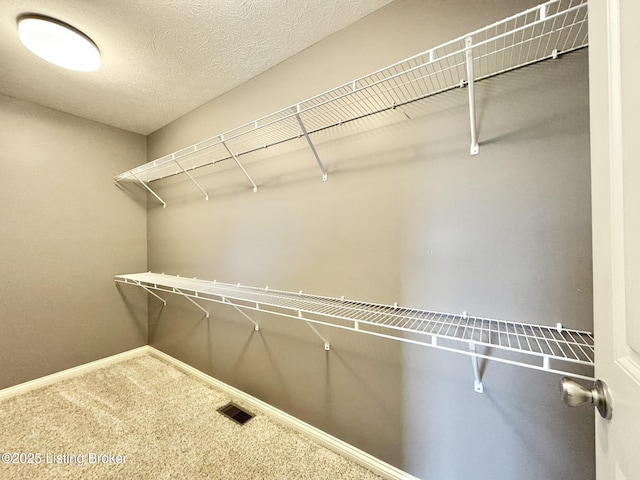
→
(17, 14, 100, 72)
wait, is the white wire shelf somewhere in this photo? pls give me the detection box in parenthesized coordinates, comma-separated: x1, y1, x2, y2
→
(115, 272, 595, 388)
(114, 0, 588, 205)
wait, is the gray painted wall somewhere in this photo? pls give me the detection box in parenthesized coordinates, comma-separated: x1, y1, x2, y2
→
(146, 1, 594, 479)
(0, 94, 148, 389)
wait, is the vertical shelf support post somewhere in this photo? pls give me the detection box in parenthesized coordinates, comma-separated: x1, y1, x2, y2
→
(131, 173, 166, 208)
(175, 288, 210, 318)
(220, 136, 259, 192)
(172, 154, 208, 201)
(293, 105, 328, 181)
(465, 37, 480, 156)
(469, 342, 484, 393)
(222, 298, 260, 331)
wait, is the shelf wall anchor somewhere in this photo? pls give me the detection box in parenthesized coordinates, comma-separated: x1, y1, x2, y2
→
(172, 155, 208, 201)
(222, 297, 260, 331)
(294, 106, 328, 182)
(175, 288, 209, 318)
(220, 136, 259, 193)
(539, 4, 548, 21)
(469, 342, 484, 393)
(131, 173, 166, 208)
(465, 37, 480, 156)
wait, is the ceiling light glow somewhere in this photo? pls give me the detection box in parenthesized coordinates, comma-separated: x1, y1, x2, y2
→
(17, 15, 100, 72)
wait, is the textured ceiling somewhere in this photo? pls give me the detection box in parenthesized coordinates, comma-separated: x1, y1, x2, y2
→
(0, 0, 391, 135)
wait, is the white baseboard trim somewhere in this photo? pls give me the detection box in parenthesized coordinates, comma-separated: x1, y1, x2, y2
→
(0, 346, 149, 402)
(0, 345, 418, 480)
(147, 346, 419, 480)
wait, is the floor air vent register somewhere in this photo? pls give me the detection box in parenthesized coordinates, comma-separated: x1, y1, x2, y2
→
(217, 402, 254, 425)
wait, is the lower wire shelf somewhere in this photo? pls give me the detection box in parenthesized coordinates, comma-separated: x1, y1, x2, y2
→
(115, 272, 595, 387)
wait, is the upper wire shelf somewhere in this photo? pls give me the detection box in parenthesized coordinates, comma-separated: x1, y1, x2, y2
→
(115, 272, 595, 388)
(114, 0, 588, 201)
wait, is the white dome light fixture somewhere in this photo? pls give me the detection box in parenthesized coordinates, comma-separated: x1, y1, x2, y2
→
(17, 14, 100, 72)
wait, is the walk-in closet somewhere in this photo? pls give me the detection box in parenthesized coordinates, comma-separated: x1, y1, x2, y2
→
(3, 0, 637, 479)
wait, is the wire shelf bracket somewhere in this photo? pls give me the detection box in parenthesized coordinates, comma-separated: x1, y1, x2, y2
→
(469, 341, 484, 393)
(220, 135, 258, 193)
(119, 277, 167, 306)
(222, 296, 260, 331)
(296, 290, 331, 350)
(175, 287, 209, 318)
(131, 173, 166, 208)
(114, 0, 588, 203)
(294, 105, 328, 182)
(173, 155, 208, 201)
(465, 37, 480, 156)
(304, 317, 331, 351)
(115, 272, 595, 392)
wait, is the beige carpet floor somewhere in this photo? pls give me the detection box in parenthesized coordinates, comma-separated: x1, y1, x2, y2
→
(0, 355, 381, 479)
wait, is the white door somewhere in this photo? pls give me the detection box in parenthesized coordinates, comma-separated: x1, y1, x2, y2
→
(589, 1, 640, 479)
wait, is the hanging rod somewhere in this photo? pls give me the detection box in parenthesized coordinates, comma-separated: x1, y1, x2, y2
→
(115, 272, 595, 391)
(114, 0, 588, 202)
